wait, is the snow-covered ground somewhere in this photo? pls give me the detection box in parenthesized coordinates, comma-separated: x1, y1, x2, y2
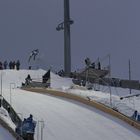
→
(66, 87, 140, 117)
(0, 124, 15, 140)
(0, 107, 16, 140)
(0, 107, 15, 130)
(0, 69, 140, 140)
(50, 71, 140, 117)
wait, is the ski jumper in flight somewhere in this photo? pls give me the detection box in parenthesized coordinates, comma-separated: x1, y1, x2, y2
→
(28, 49, 39, 62)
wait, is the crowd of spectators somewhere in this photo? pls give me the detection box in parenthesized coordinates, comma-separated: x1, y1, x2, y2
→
(0, 60, 20, 70)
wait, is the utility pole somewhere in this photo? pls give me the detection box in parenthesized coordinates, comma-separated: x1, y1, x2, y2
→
(106, 54, 112, 107)
(129, 59, 132, 94)
(56, 0, 73, 76)
(106, 54, 112, 106)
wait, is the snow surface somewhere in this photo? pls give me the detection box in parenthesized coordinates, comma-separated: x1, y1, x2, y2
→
(66, 86, 140, 117)
(0, 124, 15, 140)
(0, 107, 15, 130)
(0, 69, 140, 140)
(0, 107, 16, 140)
(49, 71, 140, 117)
(50, 72, 73, 90)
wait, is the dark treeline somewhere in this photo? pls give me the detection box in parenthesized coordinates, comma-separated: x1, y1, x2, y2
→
(0, 60, 20, 70)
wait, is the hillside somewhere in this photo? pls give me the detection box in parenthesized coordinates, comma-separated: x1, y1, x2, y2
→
(0, 69, 140, 140)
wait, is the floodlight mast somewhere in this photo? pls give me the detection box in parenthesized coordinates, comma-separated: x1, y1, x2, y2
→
(64, 0, 71, 76)
(56, 0, 73, 76)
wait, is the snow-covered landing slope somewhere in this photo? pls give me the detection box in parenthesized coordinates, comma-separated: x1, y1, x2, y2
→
(0, 69, 140, 140)
(3, 88, 140, 140)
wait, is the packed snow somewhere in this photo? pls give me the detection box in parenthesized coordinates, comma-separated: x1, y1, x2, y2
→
(50, 71, 140, 117)
(0, 107, 15, 130)
(0, 69, 140, 140)
(0, 107, 16, 140)
(0, 124, 15, 140)
(50, 72, 73, 90)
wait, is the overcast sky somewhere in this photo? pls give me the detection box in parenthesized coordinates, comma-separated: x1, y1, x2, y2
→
(0, 0, 140, 80)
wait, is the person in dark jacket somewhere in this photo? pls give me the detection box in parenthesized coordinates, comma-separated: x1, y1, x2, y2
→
(98, 61, 101, 70)
(26, 114, 33, 122)
(85, 57, 91, 67)
(16, 60, 20, 70)
(9, 61, 13, 69)
(131, 110, 138, 120)
(0, 61, 3, 70)
(25, 74, 32, 85)
(12, 61, 16, 69)
(3, 60, 8, 69)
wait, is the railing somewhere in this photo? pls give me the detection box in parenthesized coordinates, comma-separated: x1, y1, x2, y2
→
(1, 97, 22, 126)
(0, 96, 24, 140)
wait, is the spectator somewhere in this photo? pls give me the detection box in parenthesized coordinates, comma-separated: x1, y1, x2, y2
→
(16, 60, 20, 70)
(131, 110, 138, 120)
(3, 60, 8, 69)
(26, 114, 33, 122)
(91, 62, 95, 69)
(29, 66, 32, 70)
(85, 57, 91, 67)
(11, 61, 16, 69)
(0, 61, 3, 70)
(9, 61, 13, 69)
(98, 61, 101, 70)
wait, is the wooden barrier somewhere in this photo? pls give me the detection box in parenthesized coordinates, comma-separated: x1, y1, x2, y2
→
(22, 87, 140, 130)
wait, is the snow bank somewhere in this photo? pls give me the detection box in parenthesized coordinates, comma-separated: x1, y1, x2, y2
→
(50, 72, 73, 90)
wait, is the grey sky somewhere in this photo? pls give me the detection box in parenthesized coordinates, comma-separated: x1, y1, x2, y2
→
(0, 0, 140, 80)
